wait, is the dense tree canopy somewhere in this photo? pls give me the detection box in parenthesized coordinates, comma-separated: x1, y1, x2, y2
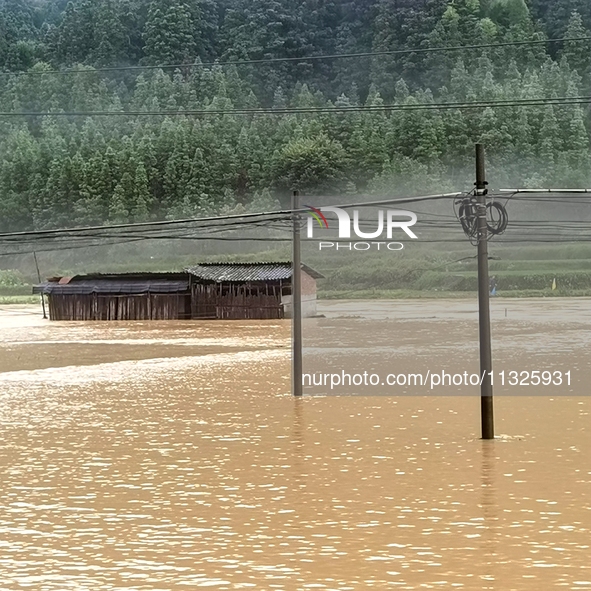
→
(0, 0, 589, 231)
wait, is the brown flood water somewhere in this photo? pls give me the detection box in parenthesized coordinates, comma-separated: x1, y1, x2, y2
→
(0, 299, 589, 590)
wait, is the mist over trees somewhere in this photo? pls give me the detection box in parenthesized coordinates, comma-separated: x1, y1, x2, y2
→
(0, 0, 590, 231)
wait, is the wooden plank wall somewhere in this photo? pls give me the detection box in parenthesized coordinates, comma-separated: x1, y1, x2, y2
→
(192, 281, 284, 319)
(47, 283, 285, 321)
(47, 294, 191, 321)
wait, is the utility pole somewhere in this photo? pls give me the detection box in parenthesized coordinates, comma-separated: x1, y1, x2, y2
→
(33, 251, 47, 320)
(475, 144, 494, 439)
(292, 190, 303, 397)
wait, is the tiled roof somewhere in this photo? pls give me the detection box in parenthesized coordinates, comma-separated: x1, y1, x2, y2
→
(186, 262, 323, 282)
(32, 265, 324, 295)
(33, 273, 189, 295)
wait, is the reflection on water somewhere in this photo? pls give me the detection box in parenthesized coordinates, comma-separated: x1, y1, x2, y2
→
(479, 441, 499, 590)
(0, 304, 589, 590)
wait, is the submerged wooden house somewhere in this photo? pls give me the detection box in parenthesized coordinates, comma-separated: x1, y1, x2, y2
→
(33, 273, 191, 321)
(34, 262, 323, 321)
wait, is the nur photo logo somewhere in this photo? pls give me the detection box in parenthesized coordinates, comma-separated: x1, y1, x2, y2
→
(305, 205, 330, 231)
(305, 205, 418, 251)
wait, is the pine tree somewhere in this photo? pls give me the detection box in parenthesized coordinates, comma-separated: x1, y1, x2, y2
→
(538, 104, 561, 180)
(132, 162, 152, 221)
(220, 0, 308, 100)
(0, 126, 38, 230)
(561, 12, 591, 80)
(0, 0, 38, 71)
(565, 107, 591, 177)
(143, 0, 197, 65)
(449, 59, 471, 101)
(189, 0, 219, 60)
(109, 182, 129, 223)
(51, 0, 95, 65)
(91, 0, 129, 66)
(76, 154, 109, 225)
(425, 5, 463, 90)
(394, 79, 410, 103)
(489, 0, 530, 30)
(272, 133, 349, 196)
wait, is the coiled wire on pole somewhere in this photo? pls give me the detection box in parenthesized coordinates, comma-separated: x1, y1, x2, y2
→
(454, 194, 508, 243)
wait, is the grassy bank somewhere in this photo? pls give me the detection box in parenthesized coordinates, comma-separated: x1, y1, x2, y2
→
(319, 288, 591, 300)
(0, 270, 36, 304)
(310, 252, 591, 296)
(0, 296, 40, 305)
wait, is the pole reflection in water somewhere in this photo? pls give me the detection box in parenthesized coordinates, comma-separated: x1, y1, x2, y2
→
(291, 397, 306, 490)
(480, 440, 499, 590)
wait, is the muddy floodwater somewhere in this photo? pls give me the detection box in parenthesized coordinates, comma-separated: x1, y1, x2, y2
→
(0, 298, 589, 590)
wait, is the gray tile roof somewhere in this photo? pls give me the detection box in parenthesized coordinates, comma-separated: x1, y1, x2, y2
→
(32, 265, 324, 295)
(186, 262, 323, 282)
(33, 273, 189, 295)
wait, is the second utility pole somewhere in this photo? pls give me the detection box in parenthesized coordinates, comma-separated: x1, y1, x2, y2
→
(476, 144, 494, 439)
(292, 190, 303, 397)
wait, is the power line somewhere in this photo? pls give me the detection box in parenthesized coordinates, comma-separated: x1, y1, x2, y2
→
(0, 193, 462, 243)
(500, 188, 591, 193)
(6, 228, 591, 256)
(0, 211, 286, 240)
(0, 236, 291, 257)
(7, 191, 591, 247)
(6, 36, 591, 77)
(4, 193, 591, 253)
(1, 96, 589, 118)
(0, 237, 146, 257)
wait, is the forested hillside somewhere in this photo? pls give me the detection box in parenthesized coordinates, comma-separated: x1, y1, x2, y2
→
(0, 0, 590, 232)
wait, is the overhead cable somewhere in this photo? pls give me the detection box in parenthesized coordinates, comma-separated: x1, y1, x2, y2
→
(1, 96, 589, 118)
(6, 36, 590, 76)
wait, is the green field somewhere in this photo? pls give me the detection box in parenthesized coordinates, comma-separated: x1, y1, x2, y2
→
(312, 253, 591, 297)
(0, 296, 40, 305)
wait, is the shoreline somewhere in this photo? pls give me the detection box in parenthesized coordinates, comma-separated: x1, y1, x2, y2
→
(3, 290, 591, 308)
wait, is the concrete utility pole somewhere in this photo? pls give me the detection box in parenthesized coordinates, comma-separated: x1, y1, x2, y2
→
(475, 144, 494, 439)
(292, 190, 303, 397)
